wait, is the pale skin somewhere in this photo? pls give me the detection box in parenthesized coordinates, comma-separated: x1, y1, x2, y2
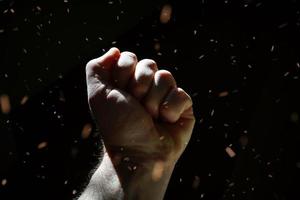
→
(79, 47, 195, 200)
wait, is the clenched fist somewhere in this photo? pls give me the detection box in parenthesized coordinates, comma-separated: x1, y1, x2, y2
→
(80, 47, 195, 200)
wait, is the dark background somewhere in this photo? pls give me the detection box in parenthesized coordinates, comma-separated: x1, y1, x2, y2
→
(1, 0, 300, 199)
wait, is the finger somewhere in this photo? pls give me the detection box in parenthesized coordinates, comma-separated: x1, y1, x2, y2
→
(86, 47, 120, 84)
(160, 87, 193, 123)
(86, 47, 120, 111)
(128, 59, 158, 100)
(143, 70, 176, 118)
(112, 51, 137, 89)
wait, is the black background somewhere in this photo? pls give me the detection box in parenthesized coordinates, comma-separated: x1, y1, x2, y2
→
(0, 0, 300, 199)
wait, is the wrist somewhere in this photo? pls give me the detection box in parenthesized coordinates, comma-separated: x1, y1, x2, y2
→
(104, 148, 176, 200)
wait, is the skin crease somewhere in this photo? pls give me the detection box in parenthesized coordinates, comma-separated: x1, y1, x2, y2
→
(79, 47, 195, 200)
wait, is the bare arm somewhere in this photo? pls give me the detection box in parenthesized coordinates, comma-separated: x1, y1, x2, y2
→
(79, 47, 195, 200)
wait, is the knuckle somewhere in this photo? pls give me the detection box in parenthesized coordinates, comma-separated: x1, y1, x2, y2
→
(155, 70, 175, 85)
(139, 59, 157, 70)
(122, 51, 137, 61)
(85, 59, 98, 72)
(177, 88, 193, 106)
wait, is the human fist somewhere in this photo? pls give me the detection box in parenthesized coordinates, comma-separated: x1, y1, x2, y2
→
(86, 47, 195, 166)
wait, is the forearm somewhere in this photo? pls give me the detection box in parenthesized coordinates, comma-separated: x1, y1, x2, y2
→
(78, 150, 175, 200)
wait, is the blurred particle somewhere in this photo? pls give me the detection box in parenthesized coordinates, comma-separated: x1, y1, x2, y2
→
(218, 91, 229, 97)
(192, 176, 200, 189)
(0, 29, 4, 33)
(228, 182, 235, 187)
(284, 72, 290, 77)
(23, 48, 27, 54)
(200, 193, 205, 198)
(12, 27, 19, 31)
(267, 174, 273, 178)
(154, 42, 160, 51)
(0, 94, 11, 114)
(256, 2, 262, 7)
(239, 135, 248, 147)
(36, 6, 42, 11)
(296, 162, 300, 169)
(1, 179, 7, 186)
(152, 161, 164, 181)
(278, 23, 288, 29)
(225, 146, 236, 158)
(71, 147, 79, 158)
(210, 109, 215, 117)
(160, 4, 172, 24)
(270, 45, 275, 52)
(198, 54, 205, 60)
(20, 95, 29, 105)
(72, 190, 77, 195)
(290, 112, 299, 123)
(81, 123, 92, 139)
(59, 90, 66, 102)
(37, 141, 48, 149)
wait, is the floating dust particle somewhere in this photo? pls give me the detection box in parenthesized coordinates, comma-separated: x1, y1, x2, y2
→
(239, 135, 248, 147)
(1, 179, 7, 186)
(72, 190, 77, 195)
(152, 161, 164, 181)
(37, 141, 48, 149)
(225, 146, 236, 158)
(0, 94, 11, 114)
(123, 157, 130, 162)
(59, 90, 66, 102)
(268, 174, 273, 178)
(81, 123, 92, 139)
(154, 42, 160, 51)
(228, 182, 235, 187)
(198, 55, 205, 60)
(160, 4, 172, 24)
(192, 176, 200, 189)
(218, 91, 229, 97)
(290, 112, 299, 123)
(20, 95, 29, 105)
(159, 136, 165, 140)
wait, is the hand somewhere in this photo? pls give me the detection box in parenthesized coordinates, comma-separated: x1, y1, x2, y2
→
(84, 47, 195, 199)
